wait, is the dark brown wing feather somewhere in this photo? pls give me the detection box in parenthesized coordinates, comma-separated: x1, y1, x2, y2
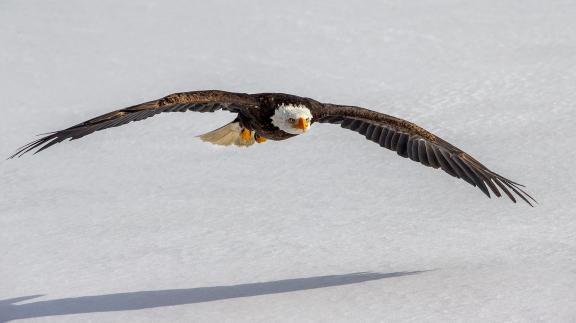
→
(314, 103, 536, 206)
(10, 90, 259, 158)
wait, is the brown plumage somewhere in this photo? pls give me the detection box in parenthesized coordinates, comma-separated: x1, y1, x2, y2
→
(10, 90, 536, 206)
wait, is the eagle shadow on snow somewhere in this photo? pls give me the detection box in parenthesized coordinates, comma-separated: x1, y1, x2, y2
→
(0, 271, 426, 322)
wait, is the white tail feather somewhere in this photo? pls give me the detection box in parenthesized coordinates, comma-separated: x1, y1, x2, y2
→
(197, 122, 255, 147)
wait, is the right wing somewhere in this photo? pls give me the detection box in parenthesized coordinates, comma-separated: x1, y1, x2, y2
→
(313, 103, 536, 206)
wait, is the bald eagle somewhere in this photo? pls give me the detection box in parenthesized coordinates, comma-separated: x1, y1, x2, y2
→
(10, 90, 535, 206)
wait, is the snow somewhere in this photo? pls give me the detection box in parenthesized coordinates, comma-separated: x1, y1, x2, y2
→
(1, 0, 576, 322)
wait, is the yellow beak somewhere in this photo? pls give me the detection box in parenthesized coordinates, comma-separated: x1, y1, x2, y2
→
(294, 117, 309, 131)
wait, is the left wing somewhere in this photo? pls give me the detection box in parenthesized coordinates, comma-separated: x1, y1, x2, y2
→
(9, 90, 259, 158)
(313, 103, 536, 206)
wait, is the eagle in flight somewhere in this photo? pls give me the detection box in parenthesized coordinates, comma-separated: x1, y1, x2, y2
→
(10, 90, 535, 206)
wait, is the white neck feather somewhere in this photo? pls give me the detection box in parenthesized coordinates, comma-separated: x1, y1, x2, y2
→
(271, 104, 313, 135)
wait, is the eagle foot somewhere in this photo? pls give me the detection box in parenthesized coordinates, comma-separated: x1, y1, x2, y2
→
(255, 134, 267, 143)
(240, 128, 253, 143)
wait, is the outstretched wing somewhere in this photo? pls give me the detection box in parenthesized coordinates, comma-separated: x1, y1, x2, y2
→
(313, 103, 536, 206)
(10, 90, 259, 158)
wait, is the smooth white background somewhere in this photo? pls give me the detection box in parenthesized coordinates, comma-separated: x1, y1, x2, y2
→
(1, 1, 575, 322)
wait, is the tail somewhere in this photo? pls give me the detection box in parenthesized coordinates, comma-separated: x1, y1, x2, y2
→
(197, 122, 255, 147)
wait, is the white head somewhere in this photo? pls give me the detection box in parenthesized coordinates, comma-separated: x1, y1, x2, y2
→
(271, 103, 313, 135)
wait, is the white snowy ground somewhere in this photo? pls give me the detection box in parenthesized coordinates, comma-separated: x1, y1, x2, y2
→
(1, 0, 576, 322)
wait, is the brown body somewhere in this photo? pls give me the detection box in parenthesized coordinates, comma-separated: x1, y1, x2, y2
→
(241, 93, 322, 140)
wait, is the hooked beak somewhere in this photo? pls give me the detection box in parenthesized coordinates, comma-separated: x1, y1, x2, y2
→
(294, 117, 309, 131)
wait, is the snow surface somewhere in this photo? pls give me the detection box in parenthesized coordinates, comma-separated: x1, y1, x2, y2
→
(1, 0, 576, 322)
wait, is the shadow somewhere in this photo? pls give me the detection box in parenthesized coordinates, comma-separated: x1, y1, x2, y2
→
(0, 271, 426, 322)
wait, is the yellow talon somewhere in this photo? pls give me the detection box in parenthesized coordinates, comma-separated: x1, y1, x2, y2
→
(255, 134, 267, 143)
(240, 128, 252, 142)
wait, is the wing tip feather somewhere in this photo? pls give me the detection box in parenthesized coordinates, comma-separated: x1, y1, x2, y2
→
(461, 158, 536, 207)
(8, 133, 62, 159)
